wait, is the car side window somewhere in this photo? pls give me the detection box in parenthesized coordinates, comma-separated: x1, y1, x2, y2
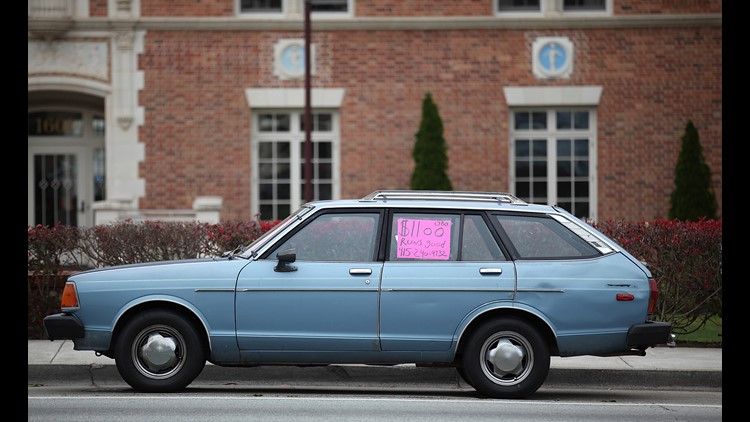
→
(461, 215, 507, 261)
(493, 214, 600, 259)
(270, 212, 380, 262)
(389, 213, 460, 261)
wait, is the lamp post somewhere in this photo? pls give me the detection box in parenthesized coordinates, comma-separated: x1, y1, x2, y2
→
(303, 0, 313, 203)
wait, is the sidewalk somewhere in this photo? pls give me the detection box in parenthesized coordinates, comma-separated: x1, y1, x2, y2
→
(28, 340, 722, 390)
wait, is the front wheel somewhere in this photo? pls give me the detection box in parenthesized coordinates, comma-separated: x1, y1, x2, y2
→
(114, 309, 206, 393)
(461, 317, 550, 399)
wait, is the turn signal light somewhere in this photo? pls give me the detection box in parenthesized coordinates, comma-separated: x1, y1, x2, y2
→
(60, 282, 80, 309)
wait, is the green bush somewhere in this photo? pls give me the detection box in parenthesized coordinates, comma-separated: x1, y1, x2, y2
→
(410, 92, 453, 191)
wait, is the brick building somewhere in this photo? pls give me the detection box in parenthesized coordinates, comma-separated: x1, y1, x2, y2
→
(27, 0, 722, 226)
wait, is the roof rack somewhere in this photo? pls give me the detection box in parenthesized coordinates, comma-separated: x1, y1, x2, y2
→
(361, 190, 527, 205)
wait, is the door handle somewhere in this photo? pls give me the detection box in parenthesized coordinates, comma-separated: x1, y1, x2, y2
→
(479, 268, 503, 275)
(349, 268, 372, 275)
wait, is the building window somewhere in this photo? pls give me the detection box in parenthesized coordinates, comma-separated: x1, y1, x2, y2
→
(239, 0, 350, 16)
(510, 109, 596, 220)
(253, 111, 339, 220)
(563, 0, 605, 11)
(497, 0, 540, 12)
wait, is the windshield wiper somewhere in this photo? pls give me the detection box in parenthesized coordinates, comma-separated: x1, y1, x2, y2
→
(222, 244, 248, 260)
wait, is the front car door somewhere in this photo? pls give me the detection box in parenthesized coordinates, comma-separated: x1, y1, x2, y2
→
(235, 210, 384, 358)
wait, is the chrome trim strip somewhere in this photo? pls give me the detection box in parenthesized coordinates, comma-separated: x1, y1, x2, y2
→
(193, 288, 236, 292)
(381, 288, 515, 293)
(237, 288, 378, 292)
(516, 288, 565, 293)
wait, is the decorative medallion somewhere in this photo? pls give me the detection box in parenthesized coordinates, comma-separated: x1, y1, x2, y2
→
(532, 37, 574, 79)
(274, 39, 315, 80)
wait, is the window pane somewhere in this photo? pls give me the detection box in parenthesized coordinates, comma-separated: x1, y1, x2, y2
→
(461, 215, 505, 261)
(533, 181, 547, 201)
(515, 112, 529, 130)
(276, 114, 290, 132)
(319, 142, 332, 158)
(277, 183, 290, 200)
(532, 139, 547, 157)
(532, 112, 546, 129)
(277, 162, 290, 179)
(240, 0, 282, 12)
(319, 183, 332, 200)
(515, 139, 529, 157)
(557, 160, 571, 177)
(260, 204, 273, 219)
(318, 114, 332, 131)
(563, 0, 605, 11)
(574, 139, 589, 156)
(259, 163, 273, 179)
(574, 160, 589, 177)
(516, 181, 530, 198)
(574, 111, 589, 129)
(311, 0, 348, 12)
(92, 115, 105, 136)
(93, 148, 106, 201)
(258, 114, 273, 132)
(515, 161, 529, 178)
(494, 214, 598, 259)
(273, 213, 380, 262)
(558, 181, 571, 197)
(575, 181, 589, 197)
(259, 183, 273, 200)
(497, 0, 540, 11)
(318, 162, 332, 179)
(575, 201, 590, 218)
(276, 142, 290, 158)
(277, 204, 291, 219)
(532, 160, 547, 177)
(556, 111, 572, 129)
(259, 142, 272, 158)
(557, 139, 571, 156)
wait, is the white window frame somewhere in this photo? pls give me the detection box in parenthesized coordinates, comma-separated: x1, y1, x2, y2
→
(250, 110, 340, 220)
(237, 0, 353, 19)
(504, 86, 602, 221)
(494, 0, 612, 18)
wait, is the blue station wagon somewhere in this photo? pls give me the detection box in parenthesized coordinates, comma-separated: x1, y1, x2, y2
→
(44, 190, 673, 399)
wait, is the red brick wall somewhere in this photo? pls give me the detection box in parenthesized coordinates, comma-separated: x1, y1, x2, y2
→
(89, 0, 107, 17)
(614, 0, 722, 15)
(356, 0, 492, 16)
(141, 0, 234, 17)
(137, 25, 721, 222)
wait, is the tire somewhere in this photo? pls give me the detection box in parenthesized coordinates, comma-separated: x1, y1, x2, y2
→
(461, 317, 550, 399)
(114, 309, 206, 393)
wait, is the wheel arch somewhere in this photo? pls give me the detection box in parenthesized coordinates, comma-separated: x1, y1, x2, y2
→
(108, 300, 211, 360)
(454, 307, 559, 362)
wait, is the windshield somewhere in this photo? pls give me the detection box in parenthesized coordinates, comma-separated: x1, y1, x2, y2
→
(240, 205, 313, 258)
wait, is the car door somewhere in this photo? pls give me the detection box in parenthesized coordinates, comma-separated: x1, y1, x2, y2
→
(380, 211, 516, 351)
(235, 210, 384, 354)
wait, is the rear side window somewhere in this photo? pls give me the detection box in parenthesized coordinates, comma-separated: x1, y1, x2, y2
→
(493, 214, 600, 259)
(389, 213, 507, 261)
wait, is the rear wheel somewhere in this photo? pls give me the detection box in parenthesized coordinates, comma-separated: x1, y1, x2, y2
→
(114, 309, 206, 393)
(461, 317, 550, 399)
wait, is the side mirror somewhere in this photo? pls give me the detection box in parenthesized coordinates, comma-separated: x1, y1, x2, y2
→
(274, 248, 297, 272)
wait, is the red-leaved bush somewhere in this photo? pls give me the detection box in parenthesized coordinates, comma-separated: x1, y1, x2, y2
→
(593, 218, 722, 336)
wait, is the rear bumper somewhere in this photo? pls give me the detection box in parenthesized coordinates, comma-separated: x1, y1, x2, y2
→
(43, 313, 84, 340)
(627, 321, 673, 347)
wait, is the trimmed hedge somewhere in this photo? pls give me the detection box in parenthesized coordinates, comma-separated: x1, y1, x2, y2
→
(28, 218, 721, 340)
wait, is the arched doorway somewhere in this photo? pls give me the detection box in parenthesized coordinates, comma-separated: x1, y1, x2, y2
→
(28, 91, 105, 227)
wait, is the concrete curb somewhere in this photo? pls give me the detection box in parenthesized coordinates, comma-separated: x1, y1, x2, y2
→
(28, 364, 722, 391)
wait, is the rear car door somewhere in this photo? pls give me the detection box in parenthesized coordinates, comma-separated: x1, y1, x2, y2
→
(380, 211, 516, 351)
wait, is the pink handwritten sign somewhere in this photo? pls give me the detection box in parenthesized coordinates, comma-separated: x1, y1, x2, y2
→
(396, 218, 452, 260)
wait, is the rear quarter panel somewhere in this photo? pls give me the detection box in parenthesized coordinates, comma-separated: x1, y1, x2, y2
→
(513, 252, 651, 356)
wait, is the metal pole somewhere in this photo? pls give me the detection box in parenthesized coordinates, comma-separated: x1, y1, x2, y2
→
(304, 0, 313, 203)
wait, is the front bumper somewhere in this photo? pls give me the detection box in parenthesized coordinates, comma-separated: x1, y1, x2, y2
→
(43, 313, 84, 340)
(627, 321, 673, 347)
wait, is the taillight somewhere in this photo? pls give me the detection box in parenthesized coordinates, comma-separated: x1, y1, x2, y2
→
(60, 282, 80, 309)
(648, 278, 659, 315)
